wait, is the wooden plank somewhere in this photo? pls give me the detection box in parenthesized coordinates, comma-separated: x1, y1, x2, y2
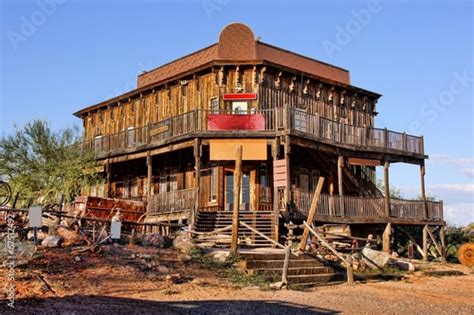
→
(348, 157, 382, 166)
(231, 145, 243, 254)
(209, 139, 267, 161)
(298, 177, 325, 251)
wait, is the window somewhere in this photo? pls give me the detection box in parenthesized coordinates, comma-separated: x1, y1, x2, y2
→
(232, 101, 248, 113)
(210, 97, 219, 114)
(210, 165, 218, 202)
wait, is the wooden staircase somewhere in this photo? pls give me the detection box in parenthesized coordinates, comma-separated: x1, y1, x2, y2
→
(194, 210, 276, 247)
(238, 251, 344, 286)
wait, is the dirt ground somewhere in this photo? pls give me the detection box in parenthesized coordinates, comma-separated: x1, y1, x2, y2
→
(1, 245, 473, 314)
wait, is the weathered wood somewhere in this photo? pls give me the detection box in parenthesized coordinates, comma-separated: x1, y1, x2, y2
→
(420, 163, 428, 219)
(426, 225, 443, 258)
(384, 160, 390, 217)
(423, 224, 429, 261)
(281, 245, 291, 285)
(272, 138, 280, 243)
(298, 177, 325, 251)
(231, 145, 243, 254)
(337, 156, 345, 217)
(146, 152, 152, 212)
(192, 138, 201, 229)
(439, 225, 446, 262)
(240, 221, 286, 250)
(382, 222, 392, 253)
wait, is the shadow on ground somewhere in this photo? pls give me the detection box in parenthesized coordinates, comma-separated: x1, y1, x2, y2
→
(1, 295, 339, 314)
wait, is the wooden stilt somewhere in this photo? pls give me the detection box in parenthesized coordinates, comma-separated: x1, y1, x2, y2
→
(272, 138, 280, 243)
(384, 160, 390, 217)
(440, 225, 446, 262)
(382, 222, 392, 253)
(329, 172, 335, 215)
(106, 159, 112, 198)
(146, 152, 152, 213)
(192, 138, 201, 230)
(231, 145, 243, 255)
(422, 224, 429, 261)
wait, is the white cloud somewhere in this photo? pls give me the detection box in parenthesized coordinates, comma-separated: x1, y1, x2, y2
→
(462, 168, 474, 178)
(430, 154, 474, 166)
(444, 203, 474, 227)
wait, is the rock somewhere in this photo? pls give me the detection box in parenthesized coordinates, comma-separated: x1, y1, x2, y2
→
(142, 233, 165, 248)
(270, 281, 284, 289)
(212, 251, 230, 262)
(361, 247, 390, 269)
(41, 236, 63, 248)
(173, 231, 195, 253)
(179, 254, 192, 262)
(391, 252, 400, 259)
(396, 260, 416, 272)
(157, 265, 169, 274)
(139, 254, 153, 259)
(165, 273, 182, 284)
(74, 256, 82, 262)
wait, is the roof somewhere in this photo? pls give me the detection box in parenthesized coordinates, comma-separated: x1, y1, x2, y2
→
(74, 23, 379, 117)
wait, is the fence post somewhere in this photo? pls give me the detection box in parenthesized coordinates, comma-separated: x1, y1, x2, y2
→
(281, 245, 291, 286)
(231, 145, 243, 255)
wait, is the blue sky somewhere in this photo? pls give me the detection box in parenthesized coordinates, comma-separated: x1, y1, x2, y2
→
(1, 0, 472, 225)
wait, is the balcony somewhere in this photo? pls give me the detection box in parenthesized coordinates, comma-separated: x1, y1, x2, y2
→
(84, 107, 424, 159)
(291, 188, 444, 222)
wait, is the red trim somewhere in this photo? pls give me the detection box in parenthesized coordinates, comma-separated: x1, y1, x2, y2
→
(207, 114, 265, 131)
(223, 93, 257, 101)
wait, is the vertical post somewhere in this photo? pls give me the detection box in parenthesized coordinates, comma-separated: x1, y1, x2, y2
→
(439, 225, 446, 263)
(382, 222, 392, 253)
(298, 177, 325, 251)
(384, 160, 390, 217)
(420, 162, 428, 220)
(231, 145, 243, 255)
(281, 245, 291, 286)
(337, 156, 345, 217)
(192, 139, 201, 230)
(106, 160, 112, 198)
(329, 172, 335, 216)
(284, 136, 291, 208)
(272, 138, 280, 243)
(422, 224, 429, 261)
(146, 152, 152, 212)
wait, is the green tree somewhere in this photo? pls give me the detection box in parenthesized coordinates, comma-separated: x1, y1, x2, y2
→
(0, 120, 100, 207)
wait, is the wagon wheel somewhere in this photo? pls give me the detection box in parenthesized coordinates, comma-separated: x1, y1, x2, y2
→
(0, 181, 12, 206)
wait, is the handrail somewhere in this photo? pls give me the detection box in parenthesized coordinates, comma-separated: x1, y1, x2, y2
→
(303, 221, 353, 284)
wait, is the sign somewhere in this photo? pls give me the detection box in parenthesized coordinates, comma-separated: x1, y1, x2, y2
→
(209, 139, 267, 161)
(111, 221, 122, 239)
(28, 206, 42, 228)
(348, 158, 382, 167)
(207, 114, 265, 131)
(273, 159, 288, 188)
(223, 93, 257, 101)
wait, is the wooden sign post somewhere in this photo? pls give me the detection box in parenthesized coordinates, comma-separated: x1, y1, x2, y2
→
(230, 145, 243, 254)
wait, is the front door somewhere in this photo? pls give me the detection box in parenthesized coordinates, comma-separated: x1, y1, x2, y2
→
(225, 170, 250, 211)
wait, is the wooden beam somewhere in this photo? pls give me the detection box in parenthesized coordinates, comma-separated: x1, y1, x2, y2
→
(439, 225, 446, 262)
(420, 163, 428, 219)
(426, 225, 443, 258)
(382, 222, 392, 253)
(272, 138, 280, 243)
(298, 177, 325, 251)
(146, 152, 152, 212)
(337, 156, 345, 217)
(192, 138, 201, 230)
(397, 226, 425, 258)
(423, 224, 429, 261)
(105, 160, 112, 198)
(384, 160, 390, 217)
(284, 136, 291, 208)
(231, 145, 243, 254)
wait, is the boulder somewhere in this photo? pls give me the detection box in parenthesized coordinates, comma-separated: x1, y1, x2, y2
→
(173, 231, 195, 253)
(41, 236, 63, 248)
(142, 233, 165, 248)
(361, 247, 390, 269)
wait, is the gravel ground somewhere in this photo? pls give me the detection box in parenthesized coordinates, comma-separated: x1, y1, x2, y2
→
(1, 247, 473, 314)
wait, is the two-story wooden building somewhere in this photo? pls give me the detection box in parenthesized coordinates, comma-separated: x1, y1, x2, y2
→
(74, 23, 444, 251)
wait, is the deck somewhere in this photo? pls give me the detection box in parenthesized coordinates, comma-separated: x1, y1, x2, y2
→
(84, 108, 425, 161)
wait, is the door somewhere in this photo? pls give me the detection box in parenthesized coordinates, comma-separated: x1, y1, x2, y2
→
(225, 170, 250, 211)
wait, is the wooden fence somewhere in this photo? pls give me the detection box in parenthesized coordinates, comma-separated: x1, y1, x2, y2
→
(148, 188, 196, 215)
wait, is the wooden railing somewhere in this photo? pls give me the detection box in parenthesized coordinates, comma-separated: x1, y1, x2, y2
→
(148, 188, 196, 215)
(84, 107, 424, 158)
(292, 189, 443, 221)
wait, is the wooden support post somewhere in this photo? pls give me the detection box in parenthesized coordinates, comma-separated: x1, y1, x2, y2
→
(298, 177, 325, 251)
(422, 224, 429, 261)
(281, 245, 291, 286)
(439, 225, 446, 262)
(397, 226, 426, 258)
(420, 162, 428, 220)
(329, 172, 335, 216)
(284, 136, 291, 208)
(231, 145, 243, 255)
(382, 222, 392, 253)
(105, 160, 112, 198)
(384, 160, 390, 217)
(272, 138, 280, 243)
(337, 156, 345, 217)
(192, 139, 201, 230)
(146, 152, 152, 212)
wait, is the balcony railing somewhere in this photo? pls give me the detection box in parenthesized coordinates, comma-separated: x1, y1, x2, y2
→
(84, 107, 424, 158)
(291, 188, 443, 221)
(148, 188, 196, 215)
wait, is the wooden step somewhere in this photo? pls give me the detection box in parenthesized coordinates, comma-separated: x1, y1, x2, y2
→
(241, 259, 323, 269)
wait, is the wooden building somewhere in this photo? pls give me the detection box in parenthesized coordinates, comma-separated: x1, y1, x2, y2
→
(74, 23, 444, 252)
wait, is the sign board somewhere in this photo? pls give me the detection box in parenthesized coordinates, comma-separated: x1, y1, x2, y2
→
(273, 159, 288, 188)
(207, 114, 265, 131)
(111, 221, 122, 239)
(223, 93, 257, 101)
(348, 158, 382, 167)
(28, 206, 43, 228)
(209, 139, 267, 161)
